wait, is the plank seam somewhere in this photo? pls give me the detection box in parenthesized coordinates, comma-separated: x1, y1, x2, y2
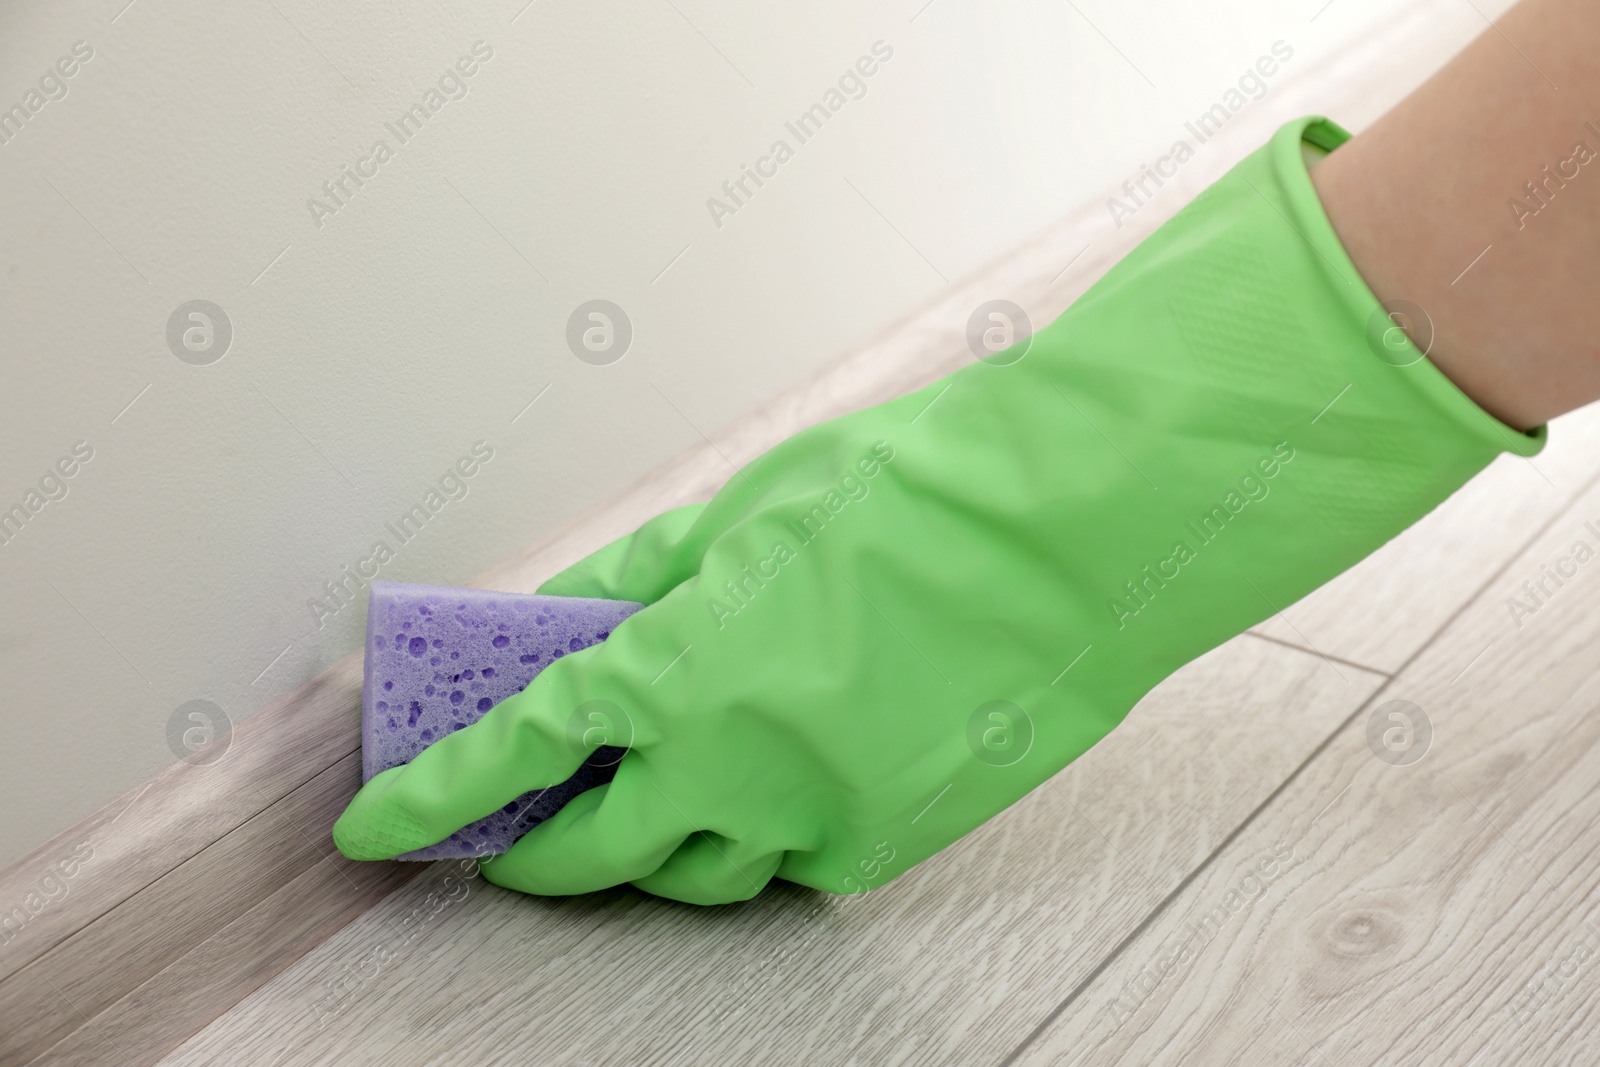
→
(997, 462, 1600, 1066)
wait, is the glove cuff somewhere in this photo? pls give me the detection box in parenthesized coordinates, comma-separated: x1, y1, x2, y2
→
(1274, 115, 1546, 458)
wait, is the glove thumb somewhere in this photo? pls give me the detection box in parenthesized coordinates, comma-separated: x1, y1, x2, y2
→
(537, 501, 713, 604)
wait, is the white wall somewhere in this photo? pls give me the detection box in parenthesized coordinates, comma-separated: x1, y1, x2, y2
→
(0, 0, 1428, 865)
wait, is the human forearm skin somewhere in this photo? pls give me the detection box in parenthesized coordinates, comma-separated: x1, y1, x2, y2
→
(1310, 0, 1600, 431)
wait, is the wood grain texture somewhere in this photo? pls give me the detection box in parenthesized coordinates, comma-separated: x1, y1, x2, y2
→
(0, 753, 409, 1065)
(156, 635, 1386, 1066)
(0, 658, 367, 987)
(1013, 481, 1600, 1067)
(36, 854, 417, 1067)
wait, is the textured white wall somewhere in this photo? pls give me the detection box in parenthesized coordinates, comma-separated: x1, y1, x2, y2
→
(0, 0, 1421, 864)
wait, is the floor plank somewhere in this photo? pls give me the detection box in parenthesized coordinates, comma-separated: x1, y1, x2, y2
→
(35, 853, 417, 1067)
(156, 635, 1386, 1066)
(0, 753, 417, 1066)
(0, 657, 367, 988)
(1012, 480, 1600, 1066)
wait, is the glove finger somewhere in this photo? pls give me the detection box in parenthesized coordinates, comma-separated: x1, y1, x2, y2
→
(478, 756, 690, 895)
(777, 849, 873, 897)
(631, 832, 783, 906)
(537, 501, 713, 603)
(334, 653, 626, 861)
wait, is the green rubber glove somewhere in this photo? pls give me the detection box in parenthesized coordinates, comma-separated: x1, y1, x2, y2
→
(333, 116, 1544, 904)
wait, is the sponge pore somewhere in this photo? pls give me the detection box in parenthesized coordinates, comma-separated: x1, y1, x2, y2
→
(362, 581, 642, 861)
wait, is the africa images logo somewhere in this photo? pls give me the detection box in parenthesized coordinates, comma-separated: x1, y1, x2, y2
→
(305, 42, 494, 228)
(705, 440, 895, 628)
(1108, 442, 1295, 629)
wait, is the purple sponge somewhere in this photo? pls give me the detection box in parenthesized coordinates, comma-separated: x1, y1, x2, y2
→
(362, 580, 642, 861)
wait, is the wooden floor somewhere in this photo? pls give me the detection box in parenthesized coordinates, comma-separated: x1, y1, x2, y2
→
(11, 2, 1600, 1063)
